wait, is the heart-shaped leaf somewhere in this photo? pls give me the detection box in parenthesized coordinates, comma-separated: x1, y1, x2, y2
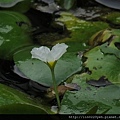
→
(13, 47, 82, 87)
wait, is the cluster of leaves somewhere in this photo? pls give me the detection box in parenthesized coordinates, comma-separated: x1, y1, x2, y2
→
(0, 0, 120, 115)
(0, 0, 52, 114)
(57, 13, 120, 114)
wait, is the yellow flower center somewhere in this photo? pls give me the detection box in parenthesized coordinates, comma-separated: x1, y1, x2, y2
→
(48, 61, 55, 67)
(47, 61, 57, 69)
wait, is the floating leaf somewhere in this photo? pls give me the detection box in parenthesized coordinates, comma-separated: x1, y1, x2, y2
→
(84, 28, 120, 84)
(84, 44, 120, 84)
(60, 74, 120, 114)
(0, 83, 52, 114)
(0, 11, 33, 60)
(13, 46, 82, 87)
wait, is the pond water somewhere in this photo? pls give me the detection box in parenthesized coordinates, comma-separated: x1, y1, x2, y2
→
(0, 0, 120, 115)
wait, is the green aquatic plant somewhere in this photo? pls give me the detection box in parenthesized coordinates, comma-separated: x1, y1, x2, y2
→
(31, 43, 68, 108)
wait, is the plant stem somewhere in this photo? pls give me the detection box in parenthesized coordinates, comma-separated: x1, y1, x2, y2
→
(50, 67, 61, 108)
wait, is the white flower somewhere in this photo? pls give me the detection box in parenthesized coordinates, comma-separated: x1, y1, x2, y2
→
(31, 43, 68, 63)
(31, 43, 68, 107)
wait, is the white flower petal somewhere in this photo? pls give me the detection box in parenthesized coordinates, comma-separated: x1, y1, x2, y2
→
(51, 43, 68, 60)
(46, 52, 55, 62)
(31, 46, 50, 62)
(31, 43, 68, 64)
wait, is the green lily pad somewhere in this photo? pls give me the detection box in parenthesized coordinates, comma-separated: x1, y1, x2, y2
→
(60, 74, 120, 114)
(84, 44, 120, 84)
(83, 28, 120, 84)
(0, 83, 52, 114)
(13, 46, 82, 87)
(0, 11, 33, 60)
(60, 85, 120, 114)
(0, 0, 22, 8)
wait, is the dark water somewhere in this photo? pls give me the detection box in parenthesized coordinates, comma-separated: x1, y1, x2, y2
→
(0, 59, 48, 98)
